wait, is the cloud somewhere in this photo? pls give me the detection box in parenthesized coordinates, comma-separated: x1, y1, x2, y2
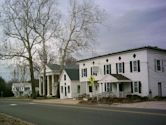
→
(92, 1, 166, 55)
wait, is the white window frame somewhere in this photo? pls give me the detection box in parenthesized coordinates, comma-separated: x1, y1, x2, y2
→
(133, 61, 138, 72)
(156, 59, 162, 72)
(134, 82, 139, 93)
(104, 64, 111, 75)
(68, 85, 70, 93)
(82, 68, 87, 77)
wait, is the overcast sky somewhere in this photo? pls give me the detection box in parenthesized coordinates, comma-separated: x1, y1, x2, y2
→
(72, 0, 166, 58)
(1, 0, 166, 81)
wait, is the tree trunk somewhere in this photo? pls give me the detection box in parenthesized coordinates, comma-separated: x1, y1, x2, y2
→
(29, 55, 36, 99)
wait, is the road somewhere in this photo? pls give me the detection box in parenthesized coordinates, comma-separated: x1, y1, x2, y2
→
(0, 99, 166, 125)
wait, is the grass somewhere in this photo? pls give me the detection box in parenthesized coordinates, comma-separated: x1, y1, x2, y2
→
(0, 113, 34, 125)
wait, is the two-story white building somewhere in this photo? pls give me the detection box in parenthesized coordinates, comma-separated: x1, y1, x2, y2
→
(78, 46, 166, 98)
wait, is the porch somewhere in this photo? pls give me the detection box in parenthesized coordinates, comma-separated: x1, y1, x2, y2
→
(93, 74, 132, 98)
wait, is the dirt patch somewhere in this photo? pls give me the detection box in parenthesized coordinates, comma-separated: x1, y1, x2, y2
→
(0, 113, 34, 125)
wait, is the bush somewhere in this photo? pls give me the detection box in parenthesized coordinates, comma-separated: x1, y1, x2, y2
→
(153, 96, 166, 101)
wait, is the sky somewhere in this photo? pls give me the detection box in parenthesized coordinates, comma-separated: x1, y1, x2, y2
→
(80, 0, 166, 57)
(0, 0, 166, 81)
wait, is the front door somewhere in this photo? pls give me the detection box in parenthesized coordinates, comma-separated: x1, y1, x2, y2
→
(119, 84, 123, 92)
(158, 82, 162, 97)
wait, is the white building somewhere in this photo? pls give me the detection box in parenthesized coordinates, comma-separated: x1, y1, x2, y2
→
(39, 64, 60, 97)
(12, 83, 32, 97)
(78, 46, 166, 98)
(59, 68, 82, 99)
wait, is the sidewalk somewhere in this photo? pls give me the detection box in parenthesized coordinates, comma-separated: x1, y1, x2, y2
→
(33, 99, 166, 110)
(33, 98, 80, 105)
(110, 101, 166, 110)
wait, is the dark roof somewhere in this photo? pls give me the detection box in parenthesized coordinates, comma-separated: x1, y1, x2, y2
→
(78, 46, 166, 62)
(47, 64, 61, 71)
(65, 68, 79, 80)
(111, 74, 130, 80)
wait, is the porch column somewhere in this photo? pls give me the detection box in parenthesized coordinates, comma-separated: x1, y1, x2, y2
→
(39, 76, 42, 96)
(52, 75, 55, 96)
(43, 76, 46, 96)
(47, 75, 50, 96)
(116, 83, 120, 97)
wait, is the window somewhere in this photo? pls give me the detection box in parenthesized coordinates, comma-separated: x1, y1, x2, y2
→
(61, 86, 63, 93)
(104, 83, 107, 92)
(116, 62, 125, 73)
(24, 87, 30, 91)
(133, 61, 137, 71)
(91, 66, 99, 76)
(134, 82, 138, 92)
(68, 86, 70, 93)
(104, 64, 111, 75)
(77, 85, 80, 93)
(155, 59, 164, 72)
(81, 68, 87, 77)
(130, 60, 140, 72)
(64, 74, 66, 80)
(133, 81, 141, 93)
(106, 83, 112, 92)
(157, 60, 161, 71)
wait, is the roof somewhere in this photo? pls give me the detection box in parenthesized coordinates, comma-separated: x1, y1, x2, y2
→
(111, 74, 130, 80)
(65, 68, 79, 80)
(98, 74, 131, 83)
(78, 46, 166, 62)
(47, 64, 61, 71)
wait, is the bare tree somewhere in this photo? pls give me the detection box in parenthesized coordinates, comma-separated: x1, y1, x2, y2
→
(58, 0, 104, 71)
(28, 0, 60, 97)
(0, 0, 59, 98)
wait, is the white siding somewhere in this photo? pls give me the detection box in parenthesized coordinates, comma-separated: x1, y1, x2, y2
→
(79, 50, 149, 96)
(147, 49, 166, 97)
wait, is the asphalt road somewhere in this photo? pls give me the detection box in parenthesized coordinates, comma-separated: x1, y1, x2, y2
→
(0, 99, 166, 125)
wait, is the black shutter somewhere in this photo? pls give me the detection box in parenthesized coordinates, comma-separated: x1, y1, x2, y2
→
(130, 61, 132, 72)
(86, 68, 87, 77)
(131, 82, 133, 93)
(116, 63, 118, 74)
(81, 69, 83, 77)
(162, 60, 164, 72)
(139, 81, 141, 93)
(109, 64, 111, 74)
(91, 67, 92, 75)
(154, 59, 157, 72)
(104, 65, 106, 75)
(138, 60, 140, 72)
(123, 62, 125, 73)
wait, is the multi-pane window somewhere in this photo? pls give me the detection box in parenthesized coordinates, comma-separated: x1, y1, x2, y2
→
(130, 60, 140, 72)
(103, 83, 112, 92)
(104, 64, 111, 75)
(68, 86, 70, 93)
(116, 62, 125, 73)
(106, 83, 112, 92)
(155, 59, 164, 72)
(131, 81, 141, 93)
(157, 60, 161, 71)
(81, 68, 87, 77)
(91, 66, 99, 76)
